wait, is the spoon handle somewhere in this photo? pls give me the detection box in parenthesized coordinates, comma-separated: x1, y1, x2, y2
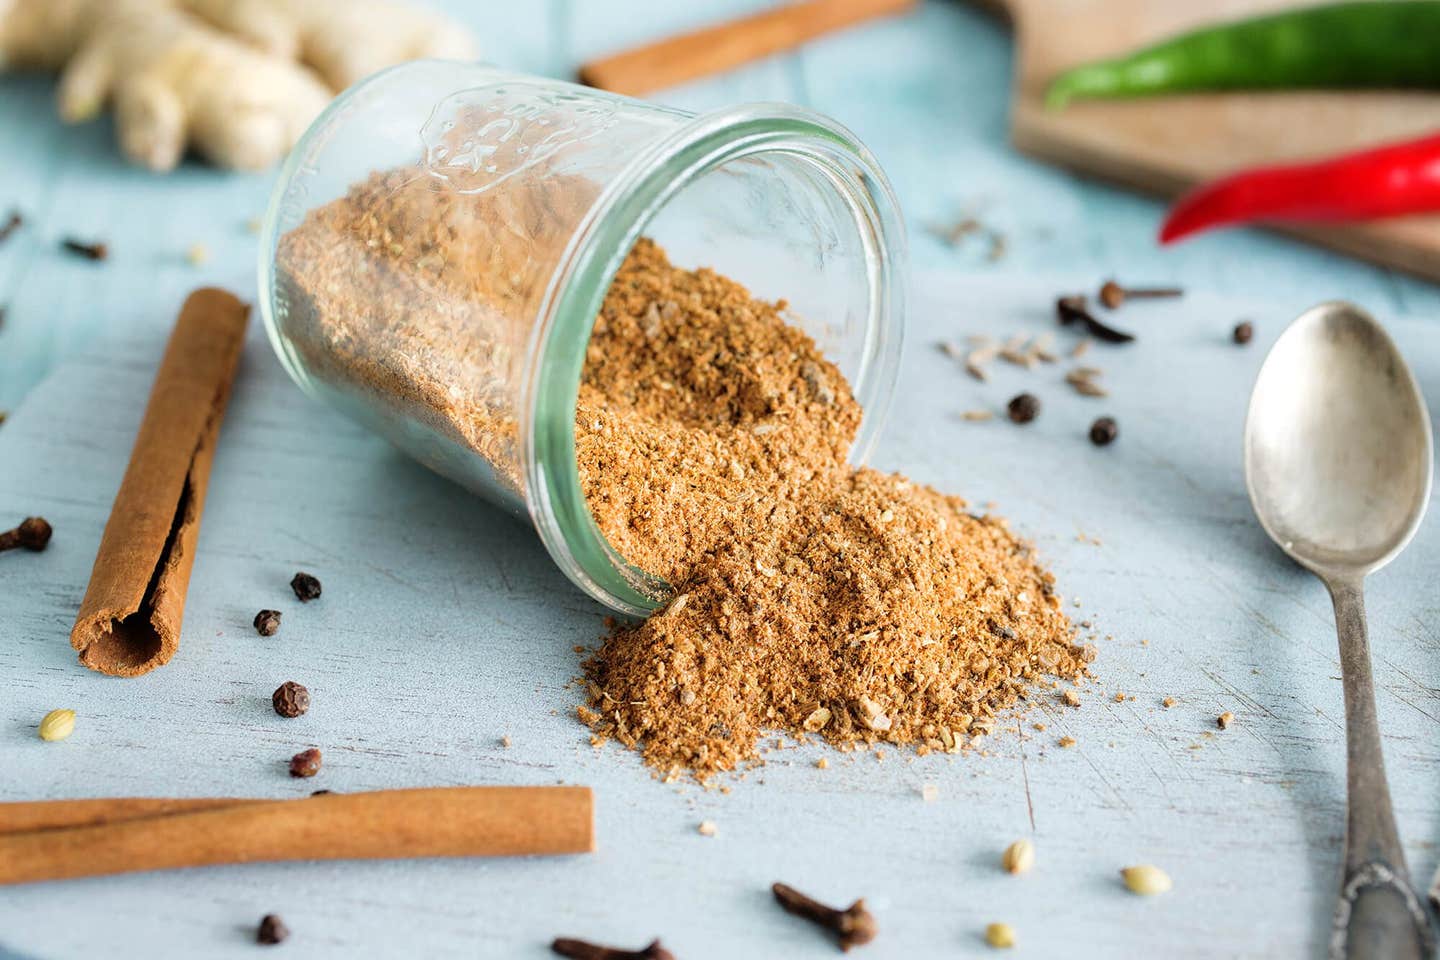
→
(1326, 578, 1435, 960)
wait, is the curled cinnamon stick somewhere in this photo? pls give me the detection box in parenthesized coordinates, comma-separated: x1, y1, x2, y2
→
(0, 787, 594, 885)
(577, 0, 917, 97)
(70, 288, 248, 676)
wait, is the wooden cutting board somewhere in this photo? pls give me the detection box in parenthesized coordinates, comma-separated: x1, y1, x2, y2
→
(985, 0, 1440, 282)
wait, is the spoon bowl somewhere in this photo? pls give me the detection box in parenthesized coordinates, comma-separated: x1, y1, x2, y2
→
(1243, 301, 1434, 960)
(1245, 301, 1432, 577)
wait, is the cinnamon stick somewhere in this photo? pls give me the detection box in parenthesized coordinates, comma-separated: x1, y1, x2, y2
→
(70, 288, 248, 676)
(0, 787, 594, 885)
(0, 796, 244, 835)
(577, 0, 917, 97)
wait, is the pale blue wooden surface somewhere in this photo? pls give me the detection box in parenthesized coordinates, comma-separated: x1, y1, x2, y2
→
(3, 3, 1440, 958)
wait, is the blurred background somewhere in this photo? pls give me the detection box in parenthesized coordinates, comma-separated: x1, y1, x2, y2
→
(4, 0, 1439, 418)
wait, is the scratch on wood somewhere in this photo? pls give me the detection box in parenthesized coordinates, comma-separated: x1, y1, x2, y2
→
(1019, 742, 1036, 832)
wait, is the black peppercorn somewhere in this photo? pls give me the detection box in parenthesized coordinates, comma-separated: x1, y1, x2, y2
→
(290, 571, 322, 602)
(272, 681, 310, 718)
(1089, 416, 1118, 446)
(257, 914, 289, 945)
(1007, 393, 1040, 424)
(1233, 321, 1254, 345)
(289, 747, 322, 778)
(253, 609, 282, 637)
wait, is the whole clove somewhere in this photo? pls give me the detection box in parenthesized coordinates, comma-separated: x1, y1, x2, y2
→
(61, 238, 108, 261)
(290, 571, 322, 602)
(0, 210, 22, 245)
(257, 914, 289, 945)
(1056, 296, 1135, 344)
(0, 516, 53, 553)
(1233, 321, 1254, 345)
(551, 937, 676, 960)
(254, 609, 282, 636)
(1098, 280, 1183, 310)
(772, 882, 877, 951)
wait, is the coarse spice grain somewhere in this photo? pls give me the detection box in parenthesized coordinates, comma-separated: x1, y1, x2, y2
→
(277, 172, 1085, 782)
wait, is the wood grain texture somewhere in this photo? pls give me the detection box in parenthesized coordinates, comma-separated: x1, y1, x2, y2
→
(1, 2, 1439, 957)
(997, 0, 1440, 281)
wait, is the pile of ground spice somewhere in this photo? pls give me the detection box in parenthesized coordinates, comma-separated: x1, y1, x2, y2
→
(278, 170, 1088, 782)
(576, 243, 1087, 780)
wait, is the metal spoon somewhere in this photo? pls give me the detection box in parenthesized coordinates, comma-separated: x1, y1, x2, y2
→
(1244, 301, 1435, 959)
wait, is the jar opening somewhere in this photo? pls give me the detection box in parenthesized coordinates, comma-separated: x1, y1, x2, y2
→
(523, 103, 906, 616)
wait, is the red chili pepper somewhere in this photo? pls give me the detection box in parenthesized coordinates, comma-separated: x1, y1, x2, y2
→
(1159, 131, 1440, 244)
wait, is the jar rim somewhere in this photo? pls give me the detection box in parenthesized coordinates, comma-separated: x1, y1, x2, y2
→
(522, 100, 908, 617)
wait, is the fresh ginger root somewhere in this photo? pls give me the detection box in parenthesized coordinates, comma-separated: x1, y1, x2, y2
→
(183, 0, 477, 93)
(0, 0, 477, 171)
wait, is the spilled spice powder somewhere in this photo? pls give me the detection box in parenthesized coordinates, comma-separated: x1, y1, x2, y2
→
(574, 245, 1085, 780)
(278, 168, 1086, 782)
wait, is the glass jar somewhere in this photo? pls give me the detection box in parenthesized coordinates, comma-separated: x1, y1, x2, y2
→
(259, 62, 906, 616)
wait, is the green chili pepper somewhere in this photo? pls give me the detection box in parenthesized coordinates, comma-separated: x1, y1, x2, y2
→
(1046, 1, 1440, 109)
